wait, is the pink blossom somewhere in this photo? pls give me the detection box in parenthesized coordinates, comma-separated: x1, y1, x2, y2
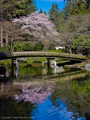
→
(13, 12, 59, 37)
(14, 85, 53, 104)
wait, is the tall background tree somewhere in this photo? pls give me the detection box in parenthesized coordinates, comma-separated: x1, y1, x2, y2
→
(0, 0, 37, 20)
(48, 2, 60, 25)
(48, 0, 90, 54)
(0, 0, 37, 51)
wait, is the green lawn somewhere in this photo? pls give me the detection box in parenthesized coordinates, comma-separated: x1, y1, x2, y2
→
(42, 49, 64, 53)
(0, 59, 11, 65)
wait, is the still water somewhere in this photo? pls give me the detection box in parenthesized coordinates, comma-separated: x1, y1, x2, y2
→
(0, 60, 90, 120)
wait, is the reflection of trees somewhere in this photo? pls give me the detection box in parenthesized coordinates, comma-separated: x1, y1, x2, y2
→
(51, 74, 90, 118)
(0, 84, 21, 97)
(14, 84, 53, 104)
(0, 65, 11, 78)
(15, 63, 54, 79)
(18, 65, 42, 77)
(0, 97, 35, 119)
(0, 66, 89, 119)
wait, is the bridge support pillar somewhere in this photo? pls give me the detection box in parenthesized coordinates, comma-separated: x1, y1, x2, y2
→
(47, 58, 50, 69)
(11, 58, 16, 77)
(47, 58, 56, 69)
(53, 59, 56, 67)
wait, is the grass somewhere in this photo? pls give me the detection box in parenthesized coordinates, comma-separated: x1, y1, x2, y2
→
(49, 50, 64, 53)
(56, 60, 70, 64)
(26, 57, 47, 64)
(19, 61, 29, 67)
(0, 57, 47, 66)
(0, 59, 11, 65)
(17, 57, 47, 67)
(42, 49, 64, 53)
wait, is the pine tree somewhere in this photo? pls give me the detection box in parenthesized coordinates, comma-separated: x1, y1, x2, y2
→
(56, 11, 65, 32)
(44, 11, 47, 16)
(85, 0, 90, 11)
(0, 0, 37, 20)
(39, 8, 43, 13)
(70, 0, 88, 15)
(48, 2, 60, 24)
(48, 3, 56, 22)
(63, 1, 71, 19)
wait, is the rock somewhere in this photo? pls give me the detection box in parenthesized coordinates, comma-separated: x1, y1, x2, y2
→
(87, 59, 90, 63)
(53, 66, 64, 74)
(85, 64, 90, 71)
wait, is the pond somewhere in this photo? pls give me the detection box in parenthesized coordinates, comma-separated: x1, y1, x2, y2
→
(0, 59, 90, 120)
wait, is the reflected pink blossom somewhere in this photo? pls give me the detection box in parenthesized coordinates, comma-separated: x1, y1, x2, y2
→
(14, 85, 53, 104)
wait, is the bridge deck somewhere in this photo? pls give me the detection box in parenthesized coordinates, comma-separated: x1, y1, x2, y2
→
(0, 51, 86, 60)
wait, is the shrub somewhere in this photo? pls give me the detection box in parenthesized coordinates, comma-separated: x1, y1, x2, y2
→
(72, 35, 90, 55)
(0, 46, 10, 52)
(23, 43, 34, 51)
(49, 44, 55, 50)
(34, 42, 43, 51)
(14, 42, 25, 51)
(14, 42, 43, 51)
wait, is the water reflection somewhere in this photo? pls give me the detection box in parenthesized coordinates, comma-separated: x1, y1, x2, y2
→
(53, 66, 64, 74)
(15, 61, 65, 77)
(31, 95, 86, 120)
(42, 61, 47, 67)
(0, 60, 65, 79)
(0, 60, 90, 120)
(14, 85, 53, 104)
(16, 60, 19, 69)
(0, 66, 10, 79)
(16, 68, 19, 78)
(0, 66, 6, 77)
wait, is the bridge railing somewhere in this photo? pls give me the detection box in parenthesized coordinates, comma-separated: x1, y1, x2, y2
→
(0, 51, 86, 60)
(12, 51, 86, 60)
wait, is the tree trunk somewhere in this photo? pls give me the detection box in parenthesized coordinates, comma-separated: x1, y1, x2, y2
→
(0, 25, 3, 47)
(6, 33, 8, 46)
(69, 48, 72, 54)
(11, 35, 13, 52)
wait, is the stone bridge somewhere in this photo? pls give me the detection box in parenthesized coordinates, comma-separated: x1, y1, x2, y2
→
(0, 51, 86, 61)
(0, 51, 86, 77)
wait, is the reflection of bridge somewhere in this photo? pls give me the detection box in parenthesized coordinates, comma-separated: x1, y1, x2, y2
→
(14, 69, 87, 82)
(0, 52, 86, 60)
(0, 69, 87, 97)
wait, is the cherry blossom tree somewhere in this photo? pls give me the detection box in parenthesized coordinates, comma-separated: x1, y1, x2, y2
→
(13, 12, 61, 49)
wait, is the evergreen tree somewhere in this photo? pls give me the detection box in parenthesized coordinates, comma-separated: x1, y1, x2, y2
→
(63, 1, 71, 19)
(70, 0, 88, 15)
(48, 2, 60, 24)
(39, 8, 43, 13)
(22, 0, 37, 15)
(85, 0, 90, 11)
(56, 11, 65, 32)
(48, 3, 56, 22)
(62, 0, 90, 16)
(44, 11, 47, 16)
(0, 0, 37, 20)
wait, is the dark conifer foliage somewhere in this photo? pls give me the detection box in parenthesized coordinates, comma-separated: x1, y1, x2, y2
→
(0, 0, 37, 20)
(39, 8, 43, 13)
(48, 2, 60, 24)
